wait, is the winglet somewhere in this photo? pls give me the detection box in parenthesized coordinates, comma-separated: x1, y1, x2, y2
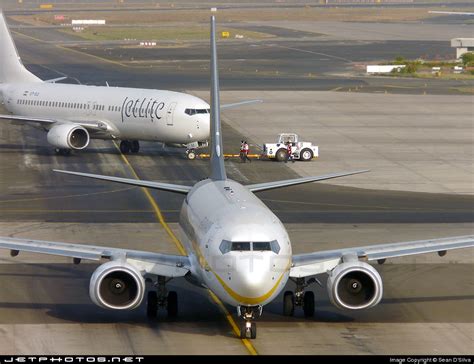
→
(209, 16, 227, 181)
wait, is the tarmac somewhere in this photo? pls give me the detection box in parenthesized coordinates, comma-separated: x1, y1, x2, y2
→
(0, 9, 472, 355)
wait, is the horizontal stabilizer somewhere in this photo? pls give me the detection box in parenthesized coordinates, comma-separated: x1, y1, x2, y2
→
(54, 169, 192, 194)
(246, 169, 369, 192)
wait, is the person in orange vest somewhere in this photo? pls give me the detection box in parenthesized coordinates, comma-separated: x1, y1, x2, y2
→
(285, 141, 295, 163)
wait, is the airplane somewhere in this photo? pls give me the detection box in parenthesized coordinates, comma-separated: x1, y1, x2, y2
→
(428, 11, 474, 16)
(0, 16, 473, 340)
(0, 10, 258, 159)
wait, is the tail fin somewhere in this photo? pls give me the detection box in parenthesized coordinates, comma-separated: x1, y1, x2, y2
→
(209, 15, 226, 181)
(0, 10, 41, 83)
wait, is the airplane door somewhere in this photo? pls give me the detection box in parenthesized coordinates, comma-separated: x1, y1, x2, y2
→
(166, 102, 177, 126)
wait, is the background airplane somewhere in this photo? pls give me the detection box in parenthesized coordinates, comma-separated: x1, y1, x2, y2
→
(0, 11, 258, 158)
(0, 16, 472, 340)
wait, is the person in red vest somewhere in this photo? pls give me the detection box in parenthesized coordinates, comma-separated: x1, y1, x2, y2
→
(285, 141, 295, 163)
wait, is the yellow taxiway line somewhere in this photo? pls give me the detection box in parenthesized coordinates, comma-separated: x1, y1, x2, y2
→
(113, 141, 259, 355)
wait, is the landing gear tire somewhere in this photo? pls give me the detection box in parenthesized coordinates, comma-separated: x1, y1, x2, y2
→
(147, 291, 158, 319)
(131, 140, 140, 153)
(250, 322, 257, 339)
(300, 148, 313, 162)
(55, 148, 71, 156)
(240, 322, 257, 339)
(303, 291, 315, 317)
(120, 140, 131, 154)
(167, 291, 178, 318)
(275, 148, 287, 162)
(186, 150, 196, 160)
(283, 291, 295, 316)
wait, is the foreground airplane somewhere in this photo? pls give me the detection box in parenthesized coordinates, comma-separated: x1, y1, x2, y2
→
(0, 11, 256, 158)
(0, 17, 473, 340)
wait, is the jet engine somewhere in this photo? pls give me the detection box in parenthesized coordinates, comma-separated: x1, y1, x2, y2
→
(327, 261, 383, 310)
(47, 123, 90, 150)
(89, 261, 145, 310)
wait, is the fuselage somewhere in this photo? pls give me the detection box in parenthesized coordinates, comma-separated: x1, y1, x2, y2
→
(180, 178, 292, 307)
(1, 82, 210, 144)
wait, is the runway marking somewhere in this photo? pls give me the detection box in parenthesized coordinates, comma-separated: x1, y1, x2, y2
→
(330, 86, 343, 91)
(113, 142, 259, 355)
(269, 44, 353, 63)
(112, 141, 186, 256)
(208, 290, 258, 356)
(0, 186, 135, 204)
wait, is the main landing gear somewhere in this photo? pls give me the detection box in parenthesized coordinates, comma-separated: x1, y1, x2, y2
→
(119, 140, 140, 154)
(54, 148, 71, 156)
(146, 276, 178, 319)
(238, 305, 262, 339)
(283, 277, 321, 317)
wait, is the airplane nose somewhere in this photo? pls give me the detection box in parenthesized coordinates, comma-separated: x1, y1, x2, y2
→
(232, 256, 271, 298)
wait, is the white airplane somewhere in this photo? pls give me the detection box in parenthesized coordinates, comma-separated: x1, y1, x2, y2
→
(428, 11, 474, 16)
(0, 16, 473, 340)
(0, 10, 257, 158)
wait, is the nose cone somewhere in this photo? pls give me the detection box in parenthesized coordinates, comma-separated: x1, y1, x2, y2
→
(233, 255, 270, 298)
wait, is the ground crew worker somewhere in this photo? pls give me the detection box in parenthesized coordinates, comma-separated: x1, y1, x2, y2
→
(243, 141, 251, 163)
(239, 140, 245, 162)
(285, 141, 295, 163)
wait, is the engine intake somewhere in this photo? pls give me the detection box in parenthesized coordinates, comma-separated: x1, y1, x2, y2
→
(47, 123, 90, 150)
(89, 261, 145, 310)
(327, 261, 383, 310)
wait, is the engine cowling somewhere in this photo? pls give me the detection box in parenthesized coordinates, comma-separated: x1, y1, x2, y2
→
(89, 261, 145, 310)
(47, 123, 90, 150)
(327, 261, 383, 310)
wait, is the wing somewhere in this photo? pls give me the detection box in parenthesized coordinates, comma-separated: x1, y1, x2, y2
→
(246, 170, 369, 192)
(290, 235, 474, 278)
(0, 236, 190, 278)
(0, 114, 109, 132)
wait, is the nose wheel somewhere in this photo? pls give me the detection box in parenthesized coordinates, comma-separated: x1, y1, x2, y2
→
(237, 305, 262, 339)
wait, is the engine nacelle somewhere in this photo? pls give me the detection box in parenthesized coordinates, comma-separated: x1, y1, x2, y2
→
(327, 261, 383, 310)
(47, 123, 89, 150)
(89, 261, 145, 310)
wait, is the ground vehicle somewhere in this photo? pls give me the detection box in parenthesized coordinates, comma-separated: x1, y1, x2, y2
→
(262, 133, 319, 161)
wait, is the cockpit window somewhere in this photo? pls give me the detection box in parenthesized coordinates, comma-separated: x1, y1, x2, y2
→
(219, 240, 280, 254)
(185, 108, 210, 116)
(253, 242, 271, 251)
(231, 242, 251, 251)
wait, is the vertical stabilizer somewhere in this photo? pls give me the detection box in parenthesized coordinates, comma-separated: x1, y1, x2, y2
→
(0, 10, 41, 83)
(209, 16, 227, 181)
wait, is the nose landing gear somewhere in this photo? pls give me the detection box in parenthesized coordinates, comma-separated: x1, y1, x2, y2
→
(238, 305, 262, 339)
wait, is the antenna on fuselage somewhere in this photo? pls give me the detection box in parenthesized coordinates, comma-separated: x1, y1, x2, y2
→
(209, 15, 227, 181)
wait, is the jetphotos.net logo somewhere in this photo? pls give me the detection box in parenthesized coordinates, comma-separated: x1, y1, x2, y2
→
(0, 358, 145, 364)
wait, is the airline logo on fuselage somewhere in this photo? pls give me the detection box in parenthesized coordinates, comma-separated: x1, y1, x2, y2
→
(121, 97, 166, 123)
